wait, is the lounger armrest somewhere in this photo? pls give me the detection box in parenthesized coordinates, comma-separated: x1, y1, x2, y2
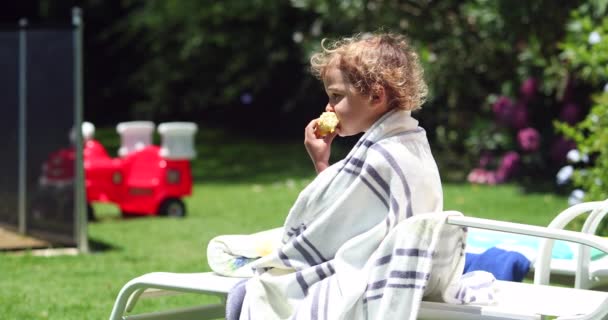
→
(445, 212, 608, 257)
(447, 212, 608, 284)
(524, 199, 608, 288)
(446, 211, 608, 290)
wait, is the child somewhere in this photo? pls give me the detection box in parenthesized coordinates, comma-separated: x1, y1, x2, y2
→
(304, 32, 431, 174)
(225, 32, 449, 320)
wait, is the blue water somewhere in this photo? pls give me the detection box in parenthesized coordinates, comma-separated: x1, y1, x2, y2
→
(467, 229, 606, 261)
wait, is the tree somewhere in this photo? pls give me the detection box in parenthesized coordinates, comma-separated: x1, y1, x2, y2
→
(111, 1, 323, 135)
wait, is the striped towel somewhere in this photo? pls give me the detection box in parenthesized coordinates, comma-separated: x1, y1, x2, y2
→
(210, 109, 489, 319)
(239, 213, 470, 320)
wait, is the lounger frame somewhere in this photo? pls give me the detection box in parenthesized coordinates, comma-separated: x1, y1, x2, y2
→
(109, 210, 608, 320)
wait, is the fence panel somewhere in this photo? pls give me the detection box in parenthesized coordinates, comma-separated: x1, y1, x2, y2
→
(25, 28, 77, 245)
(0, 31, 20, 227)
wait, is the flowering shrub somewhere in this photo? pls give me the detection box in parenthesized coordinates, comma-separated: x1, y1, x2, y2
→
(467, 150, 520, 185)
(517, 128, 541, 152)
(554, 3, 608, 205)
(556, 93, 608, 201)
(465, 76, 580, 185)
(467, 3, 607, 193)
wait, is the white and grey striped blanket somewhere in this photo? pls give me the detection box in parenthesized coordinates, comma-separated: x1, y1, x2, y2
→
(209, 110, 493, 319)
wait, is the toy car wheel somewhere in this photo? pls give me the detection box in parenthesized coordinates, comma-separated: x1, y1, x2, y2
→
(158, 198, 186, 217)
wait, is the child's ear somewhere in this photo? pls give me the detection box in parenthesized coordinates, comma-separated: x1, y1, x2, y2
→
(370, 85, 387, 107)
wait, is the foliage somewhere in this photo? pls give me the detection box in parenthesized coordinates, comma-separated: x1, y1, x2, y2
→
(560, 2, 608, 84)
(111, 0, 322, 133)
(556, 94, 608, 200)
(11, 1, 604, 180)
(555, 2, 608, 201)
(292, 1, 582, 152)
(65, 0, 583, 141)
(462, 1, 608, 192)
(463, 70, 594, 187)
(451, 7, 587, 185)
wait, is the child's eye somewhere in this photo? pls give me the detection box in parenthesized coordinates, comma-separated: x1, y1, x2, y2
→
(330, 93, 342, 101)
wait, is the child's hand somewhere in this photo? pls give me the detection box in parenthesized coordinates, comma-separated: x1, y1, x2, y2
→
(304, 118, 337, 173)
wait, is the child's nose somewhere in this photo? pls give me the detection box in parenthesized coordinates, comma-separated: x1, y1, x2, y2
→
(325, 104, 334, 112)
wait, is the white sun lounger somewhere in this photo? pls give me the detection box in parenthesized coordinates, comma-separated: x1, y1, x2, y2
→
(466, 199, 608, 290)
(109, 211, 608, 320)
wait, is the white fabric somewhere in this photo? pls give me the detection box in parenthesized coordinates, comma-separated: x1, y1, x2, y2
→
(442, 270, 497, 305)
(239, 213, 469, 320)
(209, 110, 489, 319)
(207, 227, 283, 277)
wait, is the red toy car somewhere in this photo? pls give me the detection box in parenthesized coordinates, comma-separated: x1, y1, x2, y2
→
(39, 121, 198, 219)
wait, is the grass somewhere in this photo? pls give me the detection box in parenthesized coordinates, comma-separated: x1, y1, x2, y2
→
(0, 128, 572, 319)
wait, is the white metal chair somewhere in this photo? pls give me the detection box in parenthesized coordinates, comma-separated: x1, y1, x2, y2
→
(536, 199, 608, 290)
(109, 211, 608, 320)
(466, 199, 608, 290)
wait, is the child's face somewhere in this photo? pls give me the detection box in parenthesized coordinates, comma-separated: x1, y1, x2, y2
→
(322, 66, 384, 137)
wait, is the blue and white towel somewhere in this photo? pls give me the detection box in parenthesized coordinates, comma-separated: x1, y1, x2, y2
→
(208, 110, 493, 319)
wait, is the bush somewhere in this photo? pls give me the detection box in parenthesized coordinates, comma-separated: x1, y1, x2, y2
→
(465, 2, 608, 194)
(557, 93, 608, 198)
(555, 3, 608, 202)
(552, 3, 608, 236)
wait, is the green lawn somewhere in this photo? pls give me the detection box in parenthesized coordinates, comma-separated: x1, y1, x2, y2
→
(0, 130, 572, 319)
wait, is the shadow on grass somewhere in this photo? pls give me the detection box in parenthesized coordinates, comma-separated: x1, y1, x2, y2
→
(518, 179, 567, 195)
(88, 238, 114, 252)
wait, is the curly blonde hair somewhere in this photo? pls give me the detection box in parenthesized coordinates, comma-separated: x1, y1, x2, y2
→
(310, 32, 427, 111)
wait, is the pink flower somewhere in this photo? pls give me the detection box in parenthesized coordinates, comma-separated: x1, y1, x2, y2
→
(559, 103, 581, 125)
(499, 151, 520, 177)
(517, 127, 541, 152)
(485, 171, 498, 185)
(467, 168, 484, 184)
(492, 96, 528, 129)
(550, 137, 576, 165)
(510, 103, 529, 129)
(495, 169, 507, 183)
(468, 167, 504, 185)
(520, 78, 538, 101)
(492, 96, 515, 125)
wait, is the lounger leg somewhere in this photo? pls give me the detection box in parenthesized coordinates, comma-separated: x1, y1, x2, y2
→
(110, 273, 232, 320)
(109, 281, 145, 320)
(120, 303, 226, 320)
(557, 296, 608, 320)
(126, 288, 146, 313)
